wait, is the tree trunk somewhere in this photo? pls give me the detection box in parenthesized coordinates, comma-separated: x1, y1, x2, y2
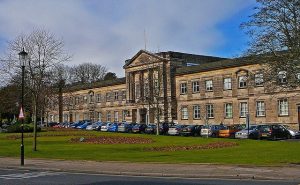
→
(33, 96, 37, 151)
(58, 80, 64, 123)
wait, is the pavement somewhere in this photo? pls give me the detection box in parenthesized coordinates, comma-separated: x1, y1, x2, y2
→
(0, 157, 300, 181)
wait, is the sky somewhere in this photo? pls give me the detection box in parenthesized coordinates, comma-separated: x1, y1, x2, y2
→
(0, 0, 256, 77)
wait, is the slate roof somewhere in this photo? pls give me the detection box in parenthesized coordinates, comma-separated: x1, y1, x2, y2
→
(123, 50, 228, 68)
(63, 77, 126, 93)
(175, 57, 264, 76)
(155, 51, 227, 65)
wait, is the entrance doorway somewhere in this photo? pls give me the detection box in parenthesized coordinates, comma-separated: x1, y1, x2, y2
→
(132, 109, 137, 123)
(140, 108, 147, 124)
(69, 113, 73, 122)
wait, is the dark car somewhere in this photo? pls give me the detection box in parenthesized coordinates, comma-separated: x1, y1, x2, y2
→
(145, 123, 169, 135)
(48, 122, 58, 127)
(145, 124, 157, 134)
(132, 123, 147, 133)
(118, 123, 135, 133)
(249, 124, 291, 140)
(179, 125, 203, 136)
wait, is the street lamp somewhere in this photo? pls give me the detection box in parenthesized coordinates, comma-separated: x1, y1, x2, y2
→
(18, 48, 28, 166)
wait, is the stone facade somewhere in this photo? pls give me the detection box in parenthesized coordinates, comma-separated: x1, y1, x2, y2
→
(47, 50, 300, 129)
(176, 63, 300, 129)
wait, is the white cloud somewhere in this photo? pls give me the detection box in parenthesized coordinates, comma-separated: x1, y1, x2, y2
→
(0, 0, 255, 77)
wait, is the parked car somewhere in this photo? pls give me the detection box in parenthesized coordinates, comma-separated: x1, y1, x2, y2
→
(53, 123, 63, 128)
(168, 124, 185, 135)
(160, 122, 170, 135)
(283, 125, 300, 139)
(48, 122, 58, 127)
(145, 124, 157, 134)
(77, 121, 92, 129)
(132, 123, 147, 133)
(118, 123, 135, 133)
(100, 123, 111, 132)
(61, 121, 71, 128)
(235, 125, 258, 139)
(218, 124, 243, 138)
(179, 125, 203, 136)
(249, 124, 291, 140)
(108, 123, 120, 132)
(200, 124, 225, 137)
(86, 122, 102, 130)
(70, 121, 85, 128)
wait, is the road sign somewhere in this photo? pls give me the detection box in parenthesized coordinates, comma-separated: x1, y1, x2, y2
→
(19, 107, 25, 119)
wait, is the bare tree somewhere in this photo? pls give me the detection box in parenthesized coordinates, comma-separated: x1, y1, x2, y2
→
(0, 28, 70, 151)
(70, 63, 107, 84)
(242, 0, 300, 91)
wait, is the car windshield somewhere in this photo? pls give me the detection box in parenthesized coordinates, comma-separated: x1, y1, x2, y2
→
(245, 125, 257, 130)
(220, 126, 229, 130)
(259, 125, 271, 131)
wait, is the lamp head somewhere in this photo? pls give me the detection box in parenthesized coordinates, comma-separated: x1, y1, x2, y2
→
(18, 48, 28, 66)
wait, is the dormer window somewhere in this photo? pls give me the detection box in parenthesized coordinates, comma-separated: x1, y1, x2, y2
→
(89, 91, 94, 103)
(255, 73, 264, 86)
(205, 80, 213, 91)
(278, 71, 287, 84)
(238, 76, 247, 88)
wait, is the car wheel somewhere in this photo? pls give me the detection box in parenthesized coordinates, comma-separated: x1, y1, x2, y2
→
(211, 133, 216, 138)
(249, 134, 253, 139)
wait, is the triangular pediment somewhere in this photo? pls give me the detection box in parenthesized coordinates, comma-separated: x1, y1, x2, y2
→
(123, 50, 166, 69)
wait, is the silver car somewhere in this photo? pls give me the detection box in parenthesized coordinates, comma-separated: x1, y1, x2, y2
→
(235, 125, 258, 139)
(168, 125, 185, 135)
(283, 125, 300, 139)
(100, 123, 111, 132)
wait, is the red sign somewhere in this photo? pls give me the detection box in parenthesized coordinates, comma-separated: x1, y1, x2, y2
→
(19, 107, 25, 119)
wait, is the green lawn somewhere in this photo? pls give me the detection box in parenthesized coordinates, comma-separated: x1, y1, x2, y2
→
(1, 129, 300, 165)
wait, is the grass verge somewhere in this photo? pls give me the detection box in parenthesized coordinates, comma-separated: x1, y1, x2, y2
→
(1, 129, 300, 165)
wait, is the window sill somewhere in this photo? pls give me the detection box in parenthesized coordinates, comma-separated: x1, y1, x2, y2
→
(278, 114, 289, 117)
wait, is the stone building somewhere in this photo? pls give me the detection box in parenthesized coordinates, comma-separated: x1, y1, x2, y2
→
(47, 50, 300, 129)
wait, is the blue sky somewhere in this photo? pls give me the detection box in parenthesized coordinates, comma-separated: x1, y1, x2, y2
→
(0, 0, 256, 76)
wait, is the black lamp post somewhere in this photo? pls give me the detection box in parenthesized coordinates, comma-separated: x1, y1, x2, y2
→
(18, 48, 28, 166)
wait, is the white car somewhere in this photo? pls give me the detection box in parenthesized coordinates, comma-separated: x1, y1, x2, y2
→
(235, 125, 257, 139)
(100, 123, 111, 132)
(168, 125, 185, 135)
